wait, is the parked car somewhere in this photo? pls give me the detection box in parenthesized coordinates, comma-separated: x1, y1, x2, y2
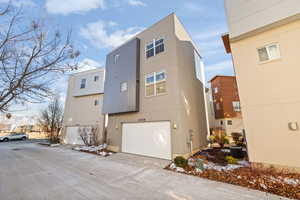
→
(0, 132, 28, 142)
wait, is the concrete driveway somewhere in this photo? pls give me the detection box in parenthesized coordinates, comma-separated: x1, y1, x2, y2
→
(0, 141, 289, 200)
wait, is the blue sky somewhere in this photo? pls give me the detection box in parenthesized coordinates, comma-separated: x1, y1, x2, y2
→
(0, 0, 234, 117)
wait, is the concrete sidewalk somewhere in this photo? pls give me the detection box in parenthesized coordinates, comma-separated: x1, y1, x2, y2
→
(0, 142, 289, 200)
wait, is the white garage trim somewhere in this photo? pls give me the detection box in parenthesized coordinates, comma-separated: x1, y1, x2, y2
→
(64, 126, 85, 145)
(122, 121, 171, 160)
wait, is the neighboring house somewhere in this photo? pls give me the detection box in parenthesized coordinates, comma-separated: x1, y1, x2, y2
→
(63, 68, 105, 145)
(223, 0, 300, 169)
(209, 76, 244, 135)
(102, 13, 209, 160)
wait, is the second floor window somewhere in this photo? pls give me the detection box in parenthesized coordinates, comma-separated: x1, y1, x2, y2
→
(145, 70, 166, 97)
(80, 79, 86, 89)
(94, 76, 99, 82)
(146, 38, 165, 58)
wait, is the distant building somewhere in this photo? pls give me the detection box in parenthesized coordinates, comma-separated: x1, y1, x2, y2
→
(208, 76, 244, 135)
(62, 68, 105, 145)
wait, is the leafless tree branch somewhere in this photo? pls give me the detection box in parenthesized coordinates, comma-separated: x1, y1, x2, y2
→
(0, 3, 80, 112)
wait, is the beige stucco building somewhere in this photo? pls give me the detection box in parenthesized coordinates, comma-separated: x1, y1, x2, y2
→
(224, 0, 300, 169)
(103, 14, 209, 160)
(63, 68, 105, 145)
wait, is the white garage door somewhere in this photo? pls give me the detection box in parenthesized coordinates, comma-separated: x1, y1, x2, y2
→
(122, 121, 171, 160)
(64, 127, 84, 145)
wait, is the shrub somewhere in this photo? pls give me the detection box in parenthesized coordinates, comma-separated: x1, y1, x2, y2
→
(211, 132, 229, 148)
(231, 132, 244, 146)
(208, 135, 216, 144)
(225, 156, 238, 164)
(174, 156, 188, 168)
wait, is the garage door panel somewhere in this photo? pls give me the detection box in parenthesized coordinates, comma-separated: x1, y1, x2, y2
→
(122, 122, 171, 160)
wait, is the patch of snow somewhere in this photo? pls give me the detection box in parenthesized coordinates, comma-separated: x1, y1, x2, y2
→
(170, 163, 176, 169)
(176, 167, 185, 173)
(204, 162, 243, 171)
(237, 160, 250, 167)
(283, 177, 299, 186)
(73, 144, 107, 152)
(221, 149, 230, 153)
(195, 168, 203, 173)
(99, 151, 107, 156)
(260, 183, 268, 190)
(267, 176, 299, 186)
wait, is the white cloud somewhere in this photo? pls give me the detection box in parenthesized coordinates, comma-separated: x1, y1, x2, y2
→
(127, 0, 146, 7)
(45, 0, 105, 15)
(80, 20, 143, 49)
(0, 0, 35, 7)
(76, 58, 102, 73)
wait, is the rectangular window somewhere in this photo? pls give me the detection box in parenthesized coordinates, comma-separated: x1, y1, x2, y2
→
(146, 38, 165, 58)
(94, 76, 99, 82)
(146, 42, 155, 58)
(114, 54, 120, 64)
(80, 79, 86, 89)
(194, 50, 204, 82)
(155, 39, 164, 55)
(214, 87, 218, 94)
(156, 81, 166, 95)
(146, 73, 155, 84)
(120, 82, 128, 92)
(94, 99, 99, 106)
(216, 103, 220, 110)
(227, 120, 233, 125)
(258, 43, 280, 62)
(232, 101, 241, 112)
(145, 71, 166, 97)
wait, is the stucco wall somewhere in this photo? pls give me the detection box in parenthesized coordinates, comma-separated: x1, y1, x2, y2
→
(230, 19, 300, 168)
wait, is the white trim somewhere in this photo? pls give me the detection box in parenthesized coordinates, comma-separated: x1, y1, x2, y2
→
(257, 43, 281, 63)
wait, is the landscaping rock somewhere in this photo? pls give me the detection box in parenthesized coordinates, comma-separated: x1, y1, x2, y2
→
(188, 158, 196, 167)
(195, 159, 204, 171)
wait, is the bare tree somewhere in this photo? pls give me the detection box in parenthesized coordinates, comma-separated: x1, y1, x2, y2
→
(0, 4, 79, 112)
(38, 97, 63, 143)
(79, 126, 101, 146)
